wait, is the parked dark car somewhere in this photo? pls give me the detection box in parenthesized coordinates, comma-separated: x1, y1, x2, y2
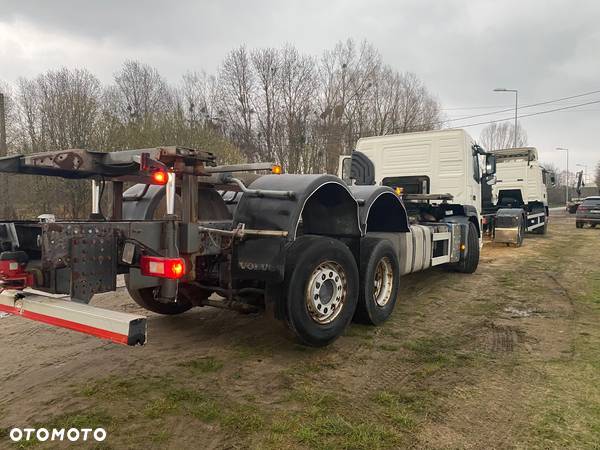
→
(576, 196, 600, 228)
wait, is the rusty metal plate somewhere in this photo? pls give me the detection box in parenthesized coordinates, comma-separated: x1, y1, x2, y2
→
(69, 225, 117, 303)
(40, 223, 117, 302)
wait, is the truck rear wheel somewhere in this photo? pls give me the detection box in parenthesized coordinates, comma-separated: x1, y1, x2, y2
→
(454, 222, 480, 273)
(125, 276, 194, 315)
(283, 235, 358, 347)
(354, 238, 400, 325)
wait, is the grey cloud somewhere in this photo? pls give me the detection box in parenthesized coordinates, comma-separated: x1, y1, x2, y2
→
(1, 0, 598, 169)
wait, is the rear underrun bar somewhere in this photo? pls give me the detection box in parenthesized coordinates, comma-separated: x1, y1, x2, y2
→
(0, 290, 147, 346)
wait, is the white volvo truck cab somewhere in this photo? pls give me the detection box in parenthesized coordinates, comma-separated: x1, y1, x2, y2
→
(340, 129, 492, 243)
(339, 129, 496, 277)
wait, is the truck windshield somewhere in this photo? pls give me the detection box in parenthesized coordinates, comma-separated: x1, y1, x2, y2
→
(382, 176, 430, 194)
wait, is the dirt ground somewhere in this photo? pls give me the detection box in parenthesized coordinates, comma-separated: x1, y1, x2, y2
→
(1, 210, 599, 449)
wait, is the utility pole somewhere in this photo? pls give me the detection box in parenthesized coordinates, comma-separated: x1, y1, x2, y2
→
(576, 163, 588, 184)
(0, 93, 8, 218)
(556, 147, 569, 206)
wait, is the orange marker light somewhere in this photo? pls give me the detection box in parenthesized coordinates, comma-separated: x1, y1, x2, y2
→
(460, 244, 466, 251)
(271, 164, 283, 175)
(152, 170, 168, 185)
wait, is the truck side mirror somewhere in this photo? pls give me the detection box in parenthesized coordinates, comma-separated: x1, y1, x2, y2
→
(550, 174, 556, 186)
(485, 154, 497, 176)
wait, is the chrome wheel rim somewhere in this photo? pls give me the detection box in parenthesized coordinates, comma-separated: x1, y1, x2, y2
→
(306, 261, 347, 324)
(373, 257, 394, 307)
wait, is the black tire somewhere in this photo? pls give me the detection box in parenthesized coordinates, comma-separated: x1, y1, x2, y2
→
(454, 221, 480, 273)
(532, 215, 548, 235)
(124, 275, 194, 315)
(354, 238, 400, 325)
(283, 235, 359, 347)
(591, 224, 597, 228)
(576, 221, 584, 229)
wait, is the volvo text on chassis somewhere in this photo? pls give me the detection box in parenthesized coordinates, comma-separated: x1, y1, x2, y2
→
(0, 145, 482, 347)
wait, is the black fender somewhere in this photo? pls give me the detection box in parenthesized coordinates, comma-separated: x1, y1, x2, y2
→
(348, 185, 410, 234)
(232, 174, 361, 282)
(233, 174, 361, 240)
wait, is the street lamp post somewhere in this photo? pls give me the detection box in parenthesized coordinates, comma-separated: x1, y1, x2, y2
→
(556, 147, 569, 206)
(576, 163, 588, 184)
(493, 88, 518, 148)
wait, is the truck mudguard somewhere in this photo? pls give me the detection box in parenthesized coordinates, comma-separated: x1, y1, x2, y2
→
(232, 174, 361, 282)
(348, 185, 410, 233)
(233, 174, 361, 240)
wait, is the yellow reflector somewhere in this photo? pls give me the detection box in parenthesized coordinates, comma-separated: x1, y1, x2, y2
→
(394, 187, 403, 196)
(272, 164, 283, 175)
(460, 244, 466, 251)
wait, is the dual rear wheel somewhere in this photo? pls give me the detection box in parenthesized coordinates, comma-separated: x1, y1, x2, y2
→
(281, 235, 400, 347)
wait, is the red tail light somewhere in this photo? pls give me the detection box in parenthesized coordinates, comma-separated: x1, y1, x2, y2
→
(151, 169, 168, 185)
(140, 256, 186, 279)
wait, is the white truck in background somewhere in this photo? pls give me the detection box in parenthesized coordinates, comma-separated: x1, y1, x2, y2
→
(340, 131, 553, 249)
(482, 147, 553, 244)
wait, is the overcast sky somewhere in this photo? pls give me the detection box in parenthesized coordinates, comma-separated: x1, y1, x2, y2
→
(1, 0, 598, 178)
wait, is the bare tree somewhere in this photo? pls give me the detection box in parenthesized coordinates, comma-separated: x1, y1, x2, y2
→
(317, 39, 381, 173)
(0, 82, 18, 151)
(594, 161, 600, 193)
(217, 46, 257, 161)
(113, 60, 172, 124)
(0, 83, 16, 217)
(178, 71, 218, 126)
(279, 45, 317, 173)
(479, 122, 528, 151)
(206, 39, 441, 173)
(14, 69, 102, 217)
(4, 39, 444, 216)
(251, 48, 281, 162)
